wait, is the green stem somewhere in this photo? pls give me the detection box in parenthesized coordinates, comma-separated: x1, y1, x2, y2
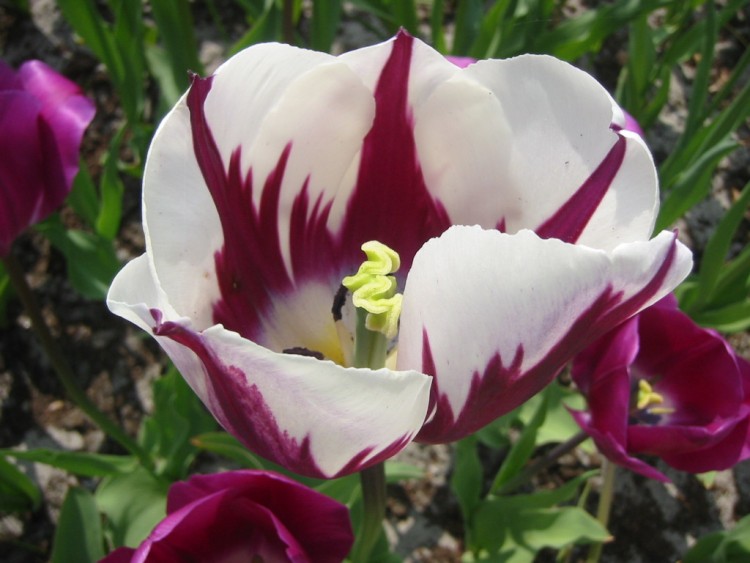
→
(587, 459, 617, 563)
(3, 252, 151, 469)
(351, 462, 387, 563)
(496, 430, 589, 495)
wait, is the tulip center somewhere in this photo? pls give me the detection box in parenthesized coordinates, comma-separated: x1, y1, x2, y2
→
(341, 241, 403, 369)
(631, 378, 675, 424)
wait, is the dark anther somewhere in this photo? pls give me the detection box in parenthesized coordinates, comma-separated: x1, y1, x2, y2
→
(283, 347, 325, 360)
(331, 284, 348, 321)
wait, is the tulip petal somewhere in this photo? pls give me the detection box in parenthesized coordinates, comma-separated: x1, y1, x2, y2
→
(108, 256, 432, 479)
(398, 225, 691, 443)
(17, 61, 96, 191)
(413, 55, 657, 250)
(568, 409, 670, 482)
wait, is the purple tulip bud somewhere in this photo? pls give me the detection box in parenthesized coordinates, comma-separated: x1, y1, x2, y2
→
(100, 470, 354, 563)
(0, 60, 95, 256)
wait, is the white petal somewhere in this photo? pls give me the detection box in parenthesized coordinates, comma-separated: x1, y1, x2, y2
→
(413, 55, 658, 248)
(108, 256, 432, 478)
(397, 226, 691, 442)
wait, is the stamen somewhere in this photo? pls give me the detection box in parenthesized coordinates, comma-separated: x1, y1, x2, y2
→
(636, 379, 675, 416)
(342, 241, 403, 340)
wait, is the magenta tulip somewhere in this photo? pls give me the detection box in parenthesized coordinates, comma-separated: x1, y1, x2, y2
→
(0, 59, 95, 256)
(100, 470, 354, 563)
(571, 295, 750, 481)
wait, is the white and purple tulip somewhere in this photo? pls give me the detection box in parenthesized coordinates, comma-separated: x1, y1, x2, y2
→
(108, 32, 692, 478)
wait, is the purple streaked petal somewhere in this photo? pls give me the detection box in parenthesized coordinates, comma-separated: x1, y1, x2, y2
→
(337, 32, 452, 274)
(397, 226, 691, 443)
(107, 255, 432, 479)
(413, 55, 657, 249)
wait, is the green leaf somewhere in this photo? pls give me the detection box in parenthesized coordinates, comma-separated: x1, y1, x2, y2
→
(311, 0, 342, 51)
(451, 436, 483, 534)
(452, 0, 483, 55)
(0, 456, 41, 512)
(684, 512, 750, 562)
(96, 128, 127, 240)
(150, 0, 203, 93)
(191, 431, 265, 469)
(36, 217, 121, 300)
(67, 163, 100, 227)
(491, 386, 549, 493)
(51, 487, 105, 563)
(96, 466, 168, 548)
(0, 449, 137, 478)
(686, 180, 750, 313)
(385, 460, 424, 481)
(139, 366, 218, 480)
(473, 501, 609, 556)
(692, 299, 750, 333)
(657, 138, 737, 230)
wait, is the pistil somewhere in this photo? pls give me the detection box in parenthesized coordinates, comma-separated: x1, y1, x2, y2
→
(342, 241, 403, 369)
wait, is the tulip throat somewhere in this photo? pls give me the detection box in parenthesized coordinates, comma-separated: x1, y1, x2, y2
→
(342, 241, 403, 369)
(636, 379, 674, 416)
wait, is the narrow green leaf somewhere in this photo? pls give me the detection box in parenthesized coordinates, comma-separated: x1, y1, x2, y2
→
(0, 457, 41, 512)
(0, 449, 137, 478)
(66, 163, 100, 227)
(491, 387, 549, 492)
(657, 139, 737, 230)
(191, 431, 265, 469)
(150, 0, 204, 91)
(51, 487, 105, 563)
(36, 216, 121, 300)
(311, 0, 342, 52)
(687, 181, 750, 312)
(451, 436, 483, 536)
(683, 0, 716, 139)
(452, 0, 483, 55)
(429, 0, 447, 53)
(96, 128, 127, 240)
(693, 299, 750, 333)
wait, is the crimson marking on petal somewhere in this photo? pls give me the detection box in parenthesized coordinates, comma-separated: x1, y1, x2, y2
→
(152, 319, 414, 478)
(600, 232, 681, 328)
(418, 233, 683, 443)
(187, 75, 347, 343)
(535, 135, 627, 243)
(338, 31, 451, 274)
(417, 287, 623, 443)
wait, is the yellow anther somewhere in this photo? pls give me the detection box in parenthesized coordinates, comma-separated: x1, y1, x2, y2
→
(636, 379, 666, 411)
(342, 241, 403, 340)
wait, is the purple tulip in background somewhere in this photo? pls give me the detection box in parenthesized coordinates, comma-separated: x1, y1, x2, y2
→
(0, 60, 95, 256)
(100, 470, 354, 563)
(108, 31, 692, 478)
(571, 295, 750, 482)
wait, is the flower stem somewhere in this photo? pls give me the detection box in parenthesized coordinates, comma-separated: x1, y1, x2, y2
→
(2, 252, 151, 468)
(495, 430, 589, 495)
(586, 458, 617, 563)
(351, 462, 387, 563)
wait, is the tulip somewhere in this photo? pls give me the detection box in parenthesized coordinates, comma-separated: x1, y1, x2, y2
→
(0, 59, 95, 256)
(100, 470, 353, 563)
(570, 295, 750, 481)
(108, 32, 692, 478)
